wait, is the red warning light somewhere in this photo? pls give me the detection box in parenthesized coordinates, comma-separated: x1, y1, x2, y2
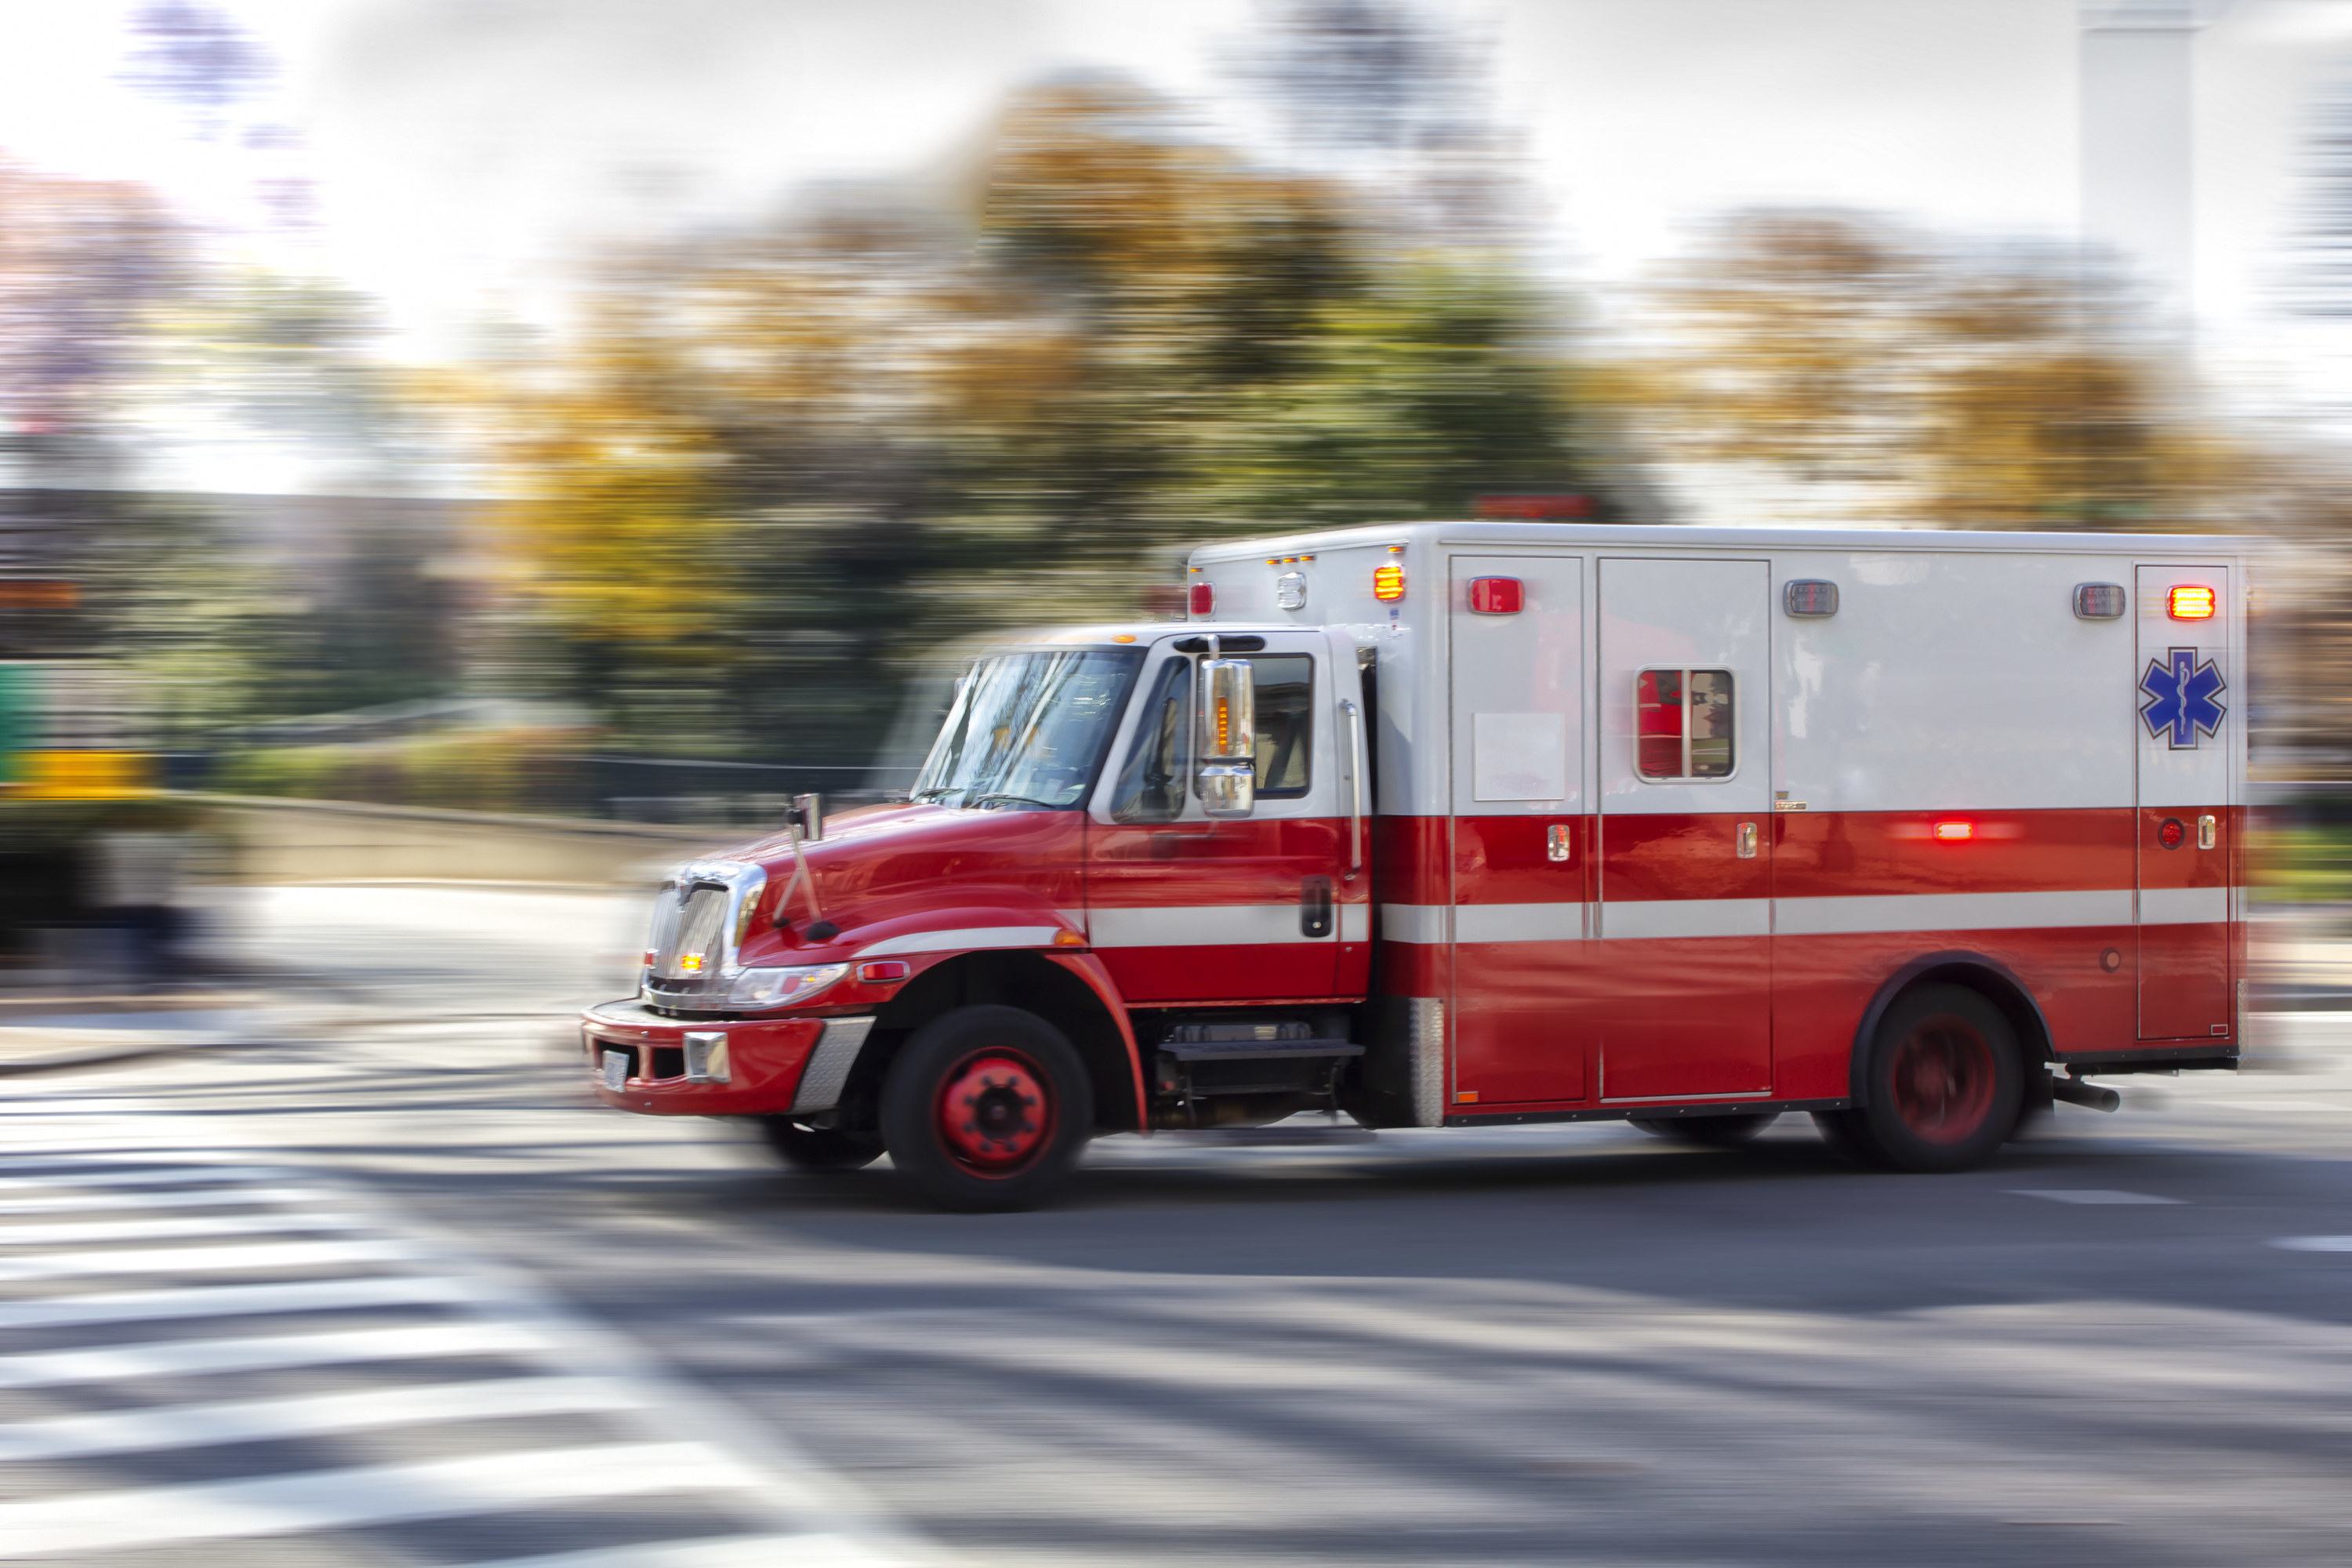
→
(1188, 582, 1214, 615)
(2168, 585, 2216, 621)
(1931, 820, 1973, 842)
(1468, 576, 1523, 615)
(2158, 817, 2187, 849)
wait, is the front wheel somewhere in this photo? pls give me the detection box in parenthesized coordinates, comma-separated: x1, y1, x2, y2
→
(1818, 982, 2023, 1173)
(879, 1005, 1091, 1212)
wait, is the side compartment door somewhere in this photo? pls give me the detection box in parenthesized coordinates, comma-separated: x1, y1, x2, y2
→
(1595, 557, 1773, 1101)
(1447, 555, 1589, 1106)
(2135, 564, 2233, 1040)
(1087, 633, 1355, 1004)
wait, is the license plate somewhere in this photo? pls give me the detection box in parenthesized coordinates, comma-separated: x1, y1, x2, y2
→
(601, 1050, 631, 1091)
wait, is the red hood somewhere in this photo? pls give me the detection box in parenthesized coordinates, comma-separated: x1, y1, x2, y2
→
(726, 803, 1086, 964)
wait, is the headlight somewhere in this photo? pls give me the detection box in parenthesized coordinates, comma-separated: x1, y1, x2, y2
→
(726, 963, 849, 1009)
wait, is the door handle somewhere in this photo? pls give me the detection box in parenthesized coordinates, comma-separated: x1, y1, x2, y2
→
(1300, 877, 1334, 938)
(2198, 813, 2217, 851)
(1546, 823, 1573, 863)
(1735, 822, 1759, 859)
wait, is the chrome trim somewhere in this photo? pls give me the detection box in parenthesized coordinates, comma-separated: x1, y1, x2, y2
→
(1340, 697, 1366, 880)
(683, 1031, 729, 1085)
(791, 1017, 877, 1113)
(641, 859, 767, 1011)
(1407, 996, 1446, 1128)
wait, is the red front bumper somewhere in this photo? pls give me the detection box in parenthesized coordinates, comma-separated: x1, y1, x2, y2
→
(580, 1000, 833, 1116)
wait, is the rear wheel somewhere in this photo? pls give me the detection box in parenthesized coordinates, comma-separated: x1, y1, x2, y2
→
(1628, 1112, 1779, 1148)
(880, 1004, 1090, 1212)
(754, 1118, 882, 1172)
(1819, 983, 2022, 1173)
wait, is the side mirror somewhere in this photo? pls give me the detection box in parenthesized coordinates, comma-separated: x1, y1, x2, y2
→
(1196, 656, 1256, 818)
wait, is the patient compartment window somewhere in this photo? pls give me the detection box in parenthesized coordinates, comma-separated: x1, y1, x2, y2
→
(1635, 667, 1735, 781)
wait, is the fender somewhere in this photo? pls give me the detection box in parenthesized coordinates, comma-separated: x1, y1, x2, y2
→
(1043, 949, 1151, 1134)
(825, 904, 1083, 961)
(1846, 950, 2056, 1105)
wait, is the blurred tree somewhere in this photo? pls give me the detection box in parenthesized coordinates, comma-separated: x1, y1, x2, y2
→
(1635, 211, 2227, 528)
(487, 77, 1613, 766)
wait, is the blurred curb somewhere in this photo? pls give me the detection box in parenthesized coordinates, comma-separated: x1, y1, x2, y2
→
(0, 996, 289, 1077)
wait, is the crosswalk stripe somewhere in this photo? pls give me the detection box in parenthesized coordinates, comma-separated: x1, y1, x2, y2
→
(0, 1184, 331, 1214)
(452, 1532, 905, 1568)
(0, 1272, 488, 1329)
(0, 1374, 638, 1461)
(0, 1163, 292, 1192)
(0, 1319, 548, 1388)
(0, 1440, 764, 1556)
(0, 1211, 361, 1246)
(0, 1237, 411, 1282)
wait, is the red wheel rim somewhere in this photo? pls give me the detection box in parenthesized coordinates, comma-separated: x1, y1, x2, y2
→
(935, 1049, 1054, 1178)
(1889, 1014, 1996, 1145)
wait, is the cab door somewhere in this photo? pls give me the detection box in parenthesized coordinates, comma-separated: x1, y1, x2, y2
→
(2135, 564, 2234, 1040)
(1594, 558, 1773, 1101)
(1086, 633, 1361, 1004)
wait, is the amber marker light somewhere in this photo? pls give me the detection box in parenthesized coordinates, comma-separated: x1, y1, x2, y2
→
(1932, 820, 1973, 842)
(2168, 585, 2216, 621)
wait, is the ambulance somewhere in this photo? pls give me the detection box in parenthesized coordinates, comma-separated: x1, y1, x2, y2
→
(582, 521, 2249, 1210)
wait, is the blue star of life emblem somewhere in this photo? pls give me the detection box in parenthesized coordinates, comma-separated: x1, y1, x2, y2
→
(2139, 646, 2226, 749)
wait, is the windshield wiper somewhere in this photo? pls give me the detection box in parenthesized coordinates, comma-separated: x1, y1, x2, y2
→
(910, 788, 956, 802)
(968, 793, 1058, 811)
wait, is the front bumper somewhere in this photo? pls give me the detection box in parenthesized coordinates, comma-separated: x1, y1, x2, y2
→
(580, 1000, 876, 1117)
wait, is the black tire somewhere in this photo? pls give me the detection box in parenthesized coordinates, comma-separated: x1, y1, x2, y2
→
(1821, 982, 2024, 1173)
(1628, 1112, 1780, 1148)
(879, 1004, 1091, 1212)
(754, 1118, 883, 1172)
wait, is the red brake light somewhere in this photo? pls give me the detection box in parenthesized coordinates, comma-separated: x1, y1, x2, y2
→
(1373, 564, 1405, 601)
(1188, 582, 1214, 615)
(1932, 820, 1973, 842)
(1468, 576, 1523, 615)
(2168, 585, 2216, 621)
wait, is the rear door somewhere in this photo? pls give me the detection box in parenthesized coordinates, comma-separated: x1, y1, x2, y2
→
(1087, 633, 1357, 1004)
(1447, 554, 1588, 1106)
(1594, 558, 1773, 1101)
(2135, 564, 2233, 1040)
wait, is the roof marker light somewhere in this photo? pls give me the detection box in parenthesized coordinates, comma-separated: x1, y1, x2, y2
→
(1932, 820, 1973, 842)
(2169, 585, 2216, 621)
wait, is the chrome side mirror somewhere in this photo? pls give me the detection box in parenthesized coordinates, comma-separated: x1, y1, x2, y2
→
(1196, 656, 1256, 818)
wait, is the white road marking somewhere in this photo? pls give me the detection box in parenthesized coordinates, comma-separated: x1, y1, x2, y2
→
(0, 1319, 546, 1389)
(0, 1212, 363, 1246)
(455, 1534, 905, 1568)
(2270, 1236, 2352, 1251)
(2007, 1189, 2184, 1205)
(0, 1185, 332, 1214)
(0, 1164, 292, 1191)
(0, 1374, 640, 1461)
(0, 1273, 490, 1330)
(0, 1441, 761, 1557)
(0, 1237, 412, 1282)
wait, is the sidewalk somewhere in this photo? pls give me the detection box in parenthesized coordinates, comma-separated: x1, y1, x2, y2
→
(0, 989, 284, 1076)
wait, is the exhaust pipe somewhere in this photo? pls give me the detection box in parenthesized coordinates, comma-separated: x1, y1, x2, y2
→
(2053, 1076, 2122, 1112)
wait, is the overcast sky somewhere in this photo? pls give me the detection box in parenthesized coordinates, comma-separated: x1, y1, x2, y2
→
(4, 0, 2351, 358)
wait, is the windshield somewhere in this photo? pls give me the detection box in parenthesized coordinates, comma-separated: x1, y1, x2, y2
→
(913, 648, 1142, 810)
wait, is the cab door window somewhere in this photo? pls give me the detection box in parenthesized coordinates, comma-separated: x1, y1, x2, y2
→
(1109, 652, 1315, 820)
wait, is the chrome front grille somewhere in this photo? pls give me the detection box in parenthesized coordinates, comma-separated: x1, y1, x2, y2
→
(641, 860, 765, 1014)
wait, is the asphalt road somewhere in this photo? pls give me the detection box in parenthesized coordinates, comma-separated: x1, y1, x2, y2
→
(4, 884, 2351, 1567)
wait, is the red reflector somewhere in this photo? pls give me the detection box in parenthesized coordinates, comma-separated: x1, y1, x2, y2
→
(2168, 585, 2216, 621)
(1468, 576, 1523, 615)
(1373, 564, 1405, 601)
(1932, 820, 1973, 842)
(856, 961, 910, 983)
(1188, 582, 1214, 615)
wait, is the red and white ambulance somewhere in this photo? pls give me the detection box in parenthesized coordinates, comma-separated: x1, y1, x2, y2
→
(583, 521, 2249, 1210)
